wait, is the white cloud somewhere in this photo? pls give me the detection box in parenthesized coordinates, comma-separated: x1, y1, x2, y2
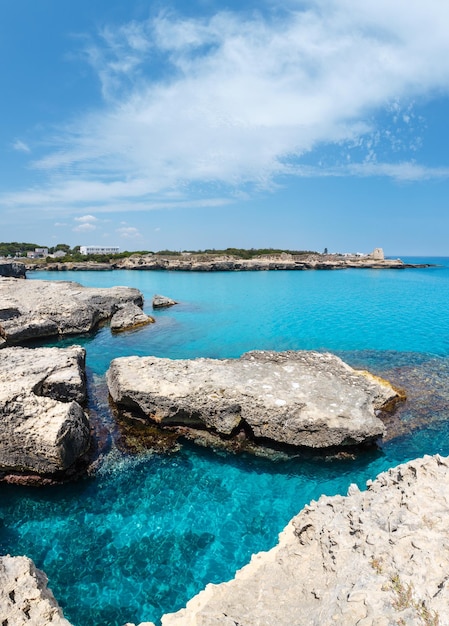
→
(12, 139, 31, 153)
(4, 0, 449, 215)
(73, 222, 96, 232)
(116, 226, 142, 238)
(74, 214, 98, 223)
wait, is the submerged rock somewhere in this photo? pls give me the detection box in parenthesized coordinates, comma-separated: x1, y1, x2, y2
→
(158, 454, 449, 626)
(110, 303, 155, 333)
(107, 350, 400, 450)
(0, 346, 90, 477)
(0, 555, 72, 625)
(0, 277, 143, 347)
(152, 294, 177, 308)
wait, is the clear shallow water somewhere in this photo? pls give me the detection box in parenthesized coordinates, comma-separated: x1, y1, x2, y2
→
(2, 259, 449, 625)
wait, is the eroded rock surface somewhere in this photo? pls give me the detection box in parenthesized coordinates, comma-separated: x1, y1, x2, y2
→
(107, 350, 399, 449)
(0, 555, 72, 625)
(157, 454, 449, 626)
(110, 303, 155, 332)
(0, 261, 26, 278)
(0, 346, 90, 475)
(0, 277, 143, 347)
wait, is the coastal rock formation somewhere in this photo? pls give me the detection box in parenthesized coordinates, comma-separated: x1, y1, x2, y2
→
(113, 252, 425, 272)
(0, 277, 143, 347)
(152, 294, 177, 308)
(0, 555, 72, 625)
(36, 261, 113, 271)
(0, 346, 90, 476)
(0, 261, 26, 278)
(155, 454, 449, 626)
(110, 303, 155, 332)
(107, 350, 399, 449)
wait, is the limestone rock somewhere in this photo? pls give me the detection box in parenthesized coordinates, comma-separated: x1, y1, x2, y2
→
(152, 294, 177, 308)
(113, 253, 430, 272)
(158, 454, 449, 626)
(0, 555, 72, 625)
(107, 350, 399, 449)
(0, 346, 90, 475)
(0, 277, 143, 347)
(0, 261, 26, 278)
(110, 303, 155, 333)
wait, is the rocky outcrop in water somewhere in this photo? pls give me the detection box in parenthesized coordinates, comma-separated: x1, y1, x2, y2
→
(0, 277, 143, 348)
(152, 294, 177, 309)
(107, 350, 400, 450)
(154, 454, 449, 626)
(0, 261, 26, 278)
(110, 303, 155, 333)
(0, 555, 72, 625)
(0, 346, 90, 478)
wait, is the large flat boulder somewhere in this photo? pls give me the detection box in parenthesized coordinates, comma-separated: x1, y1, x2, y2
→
(0, 346, 90, 475)
(157, 454, 449, 626)
(0, 277, 143, 347)
(107, 350, 400, 449)
(0, 555, 72, 625)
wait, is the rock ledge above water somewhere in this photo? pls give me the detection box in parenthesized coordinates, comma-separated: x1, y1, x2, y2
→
(155, 454, 449, 626)
(0, 277, 143, 347)
(107, 350, 400, 450)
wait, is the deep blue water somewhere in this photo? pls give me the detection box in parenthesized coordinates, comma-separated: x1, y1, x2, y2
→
(2, 258, 449, 625)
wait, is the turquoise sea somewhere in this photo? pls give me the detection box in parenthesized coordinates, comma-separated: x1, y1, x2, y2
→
(2, 258, 449, 625)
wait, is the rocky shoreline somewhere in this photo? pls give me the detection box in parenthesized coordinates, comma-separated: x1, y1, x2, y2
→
(0, 277, 143, 348)
(22, 251, 434, 273)
(2, 454, 448, 626)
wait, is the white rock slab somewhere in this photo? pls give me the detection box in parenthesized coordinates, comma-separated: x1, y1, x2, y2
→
(107, 350, 399, 448)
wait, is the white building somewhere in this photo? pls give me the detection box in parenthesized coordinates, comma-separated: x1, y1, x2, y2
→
(27, 247, 49, 258)
(80, 246, 120, 255)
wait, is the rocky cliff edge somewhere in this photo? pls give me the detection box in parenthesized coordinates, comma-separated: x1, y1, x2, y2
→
(4, 454, 449, 626)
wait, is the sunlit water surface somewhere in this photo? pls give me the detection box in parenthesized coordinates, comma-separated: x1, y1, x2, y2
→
(1, 259, 449, 625)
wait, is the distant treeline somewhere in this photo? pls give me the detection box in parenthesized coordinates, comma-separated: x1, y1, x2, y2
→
(0, 242, 42, 257)
(1, 242, 318, 262)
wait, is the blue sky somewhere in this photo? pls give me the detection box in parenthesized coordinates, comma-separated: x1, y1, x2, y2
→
(1, 0, 449, 255)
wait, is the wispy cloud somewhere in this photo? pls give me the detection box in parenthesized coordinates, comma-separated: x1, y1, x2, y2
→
(12, 139, 31, 153)
(4, 0, 449, 216)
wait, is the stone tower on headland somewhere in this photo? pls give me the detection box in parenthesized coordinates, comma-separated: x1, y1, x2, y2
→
(372, 247, 384, 260)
